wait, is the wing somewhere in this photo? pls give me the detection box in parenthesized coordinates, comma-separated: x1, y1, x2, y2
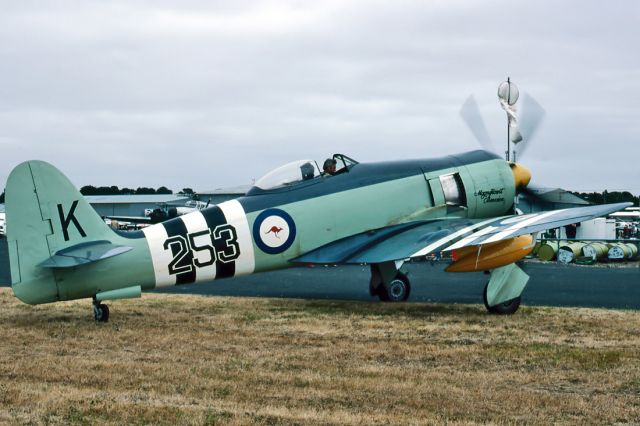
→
(292, 218, 492, 264)
(292, 202, 631, 265)
(443, 202, 631, 251)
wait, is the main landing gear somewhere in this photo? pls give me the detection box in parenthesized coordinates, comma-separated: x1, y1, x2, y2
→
(370, 263, 411, 302)
(369, 261, 528, 314)
(378, 272, 411, 302)
(93, 297, 110, 322)
(482, 263, 529, 315)
(483, 282, 521, 315)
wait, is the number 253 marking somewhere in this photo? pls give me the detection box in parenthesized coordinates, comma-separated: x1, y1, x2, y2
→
(163, 224, 240, 275)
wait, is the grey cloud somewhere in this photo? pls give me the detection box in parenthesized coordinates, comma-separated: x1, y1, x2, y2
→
(0, 0, 638, 193)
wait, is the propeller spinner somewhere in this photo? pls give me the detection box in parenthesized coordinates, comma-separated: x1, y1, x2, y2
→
(510, 162, 532, 191)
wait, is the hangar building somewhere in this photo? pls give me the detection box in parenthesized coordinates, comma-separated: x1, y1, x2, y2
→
(84, 184, 249, 219)
(517, 188, 589, 213)
(85, 195, 190, 218)
(195, 185, 251, 205)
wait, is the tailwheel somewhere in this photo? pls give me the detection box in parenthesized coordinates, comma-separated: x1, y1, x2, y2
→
(378, 272, 411, 302)
(483, 282, 521, 315)
(93, 298, 110, 322)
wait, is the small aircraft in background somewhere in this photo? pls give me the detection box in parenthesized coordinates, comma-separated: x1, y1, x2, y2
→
(108, 198, 212, 225)
(0, 211, 5, 237)
(4, 151, 629, 321)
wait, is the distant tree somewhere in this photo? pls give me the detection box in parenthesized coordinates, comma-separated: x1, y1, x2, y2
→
(80, 185, 99, 195)
(181, 188, 194, 195)
(574, 192, 604, 205)
(95, 186, 119, 195)
(610, 191, 637, 204)
(80, 185, 174, 196)
(135, 187, 156, 195)
(572, 190, 639, 207)
(0, 189, 4, 203)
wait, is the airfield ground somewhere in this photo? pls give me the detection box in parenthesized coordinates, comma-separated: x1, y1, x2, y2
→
(1, 289, 639, 425)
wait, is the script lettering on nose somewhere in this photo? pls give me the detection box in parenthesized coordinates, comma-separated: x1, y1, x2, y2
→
(57, 200, 87, 241)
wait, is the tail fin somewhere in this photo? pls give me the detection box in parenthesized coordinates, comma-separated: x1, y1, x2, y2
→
(6, 161, 115, 304)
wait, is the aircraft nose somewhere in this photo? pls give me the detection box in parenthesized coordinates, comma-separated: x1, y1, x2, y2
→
(510, 162, 531, 190)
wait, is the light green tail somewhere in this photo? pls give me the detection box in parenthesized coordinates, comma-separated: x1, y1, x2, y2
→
(6, 161, 116, 304)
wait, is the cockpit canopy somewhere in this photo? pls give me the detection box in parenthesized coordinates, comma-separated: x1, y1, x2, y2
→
(253, 160, 321, 191)
(251, 154, 359, 192)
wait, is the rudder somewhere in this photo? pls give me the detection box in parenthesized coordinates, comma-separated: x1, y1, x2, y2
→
(6, 161, 114, 304)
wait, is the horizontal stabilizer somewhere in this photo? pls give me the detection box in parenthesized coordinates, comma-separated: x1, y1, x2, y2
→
(38, 240, 133, 268)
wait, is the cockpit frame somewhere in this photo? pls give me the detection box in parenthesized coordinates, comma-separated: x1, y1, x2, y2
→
(247, 154, 359, 195)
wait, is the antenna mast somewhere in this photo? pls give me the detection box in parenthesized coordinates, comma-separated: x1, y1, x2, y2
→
(497, 77, 521, 162)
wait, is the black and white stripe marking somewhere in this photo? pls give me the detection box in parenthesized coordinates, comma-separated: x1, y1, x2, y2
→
(143, 200, 255, 288)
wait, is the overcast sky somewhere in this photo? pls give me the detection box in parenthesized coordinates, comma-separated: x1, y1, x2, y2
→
(1, 0, 638, 194)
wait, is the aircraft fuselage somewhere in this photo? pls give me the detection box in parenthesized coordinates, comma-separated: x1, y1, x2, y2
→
(10, 150, 517, 304)
(30, 151, 512, 303)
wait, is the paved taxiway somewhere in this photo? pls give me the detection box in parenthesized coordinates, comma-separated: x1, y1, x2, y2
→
(158, 261, 640, 309)
(1, 238, 637, 309)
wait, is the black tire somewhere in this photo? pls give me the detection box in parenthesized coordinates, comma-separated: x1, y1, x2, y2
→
(483, 282, 521, 315)
(95, 303, 110, 322)
(378, 272, 411, 302)
(377, 285, 390, 301)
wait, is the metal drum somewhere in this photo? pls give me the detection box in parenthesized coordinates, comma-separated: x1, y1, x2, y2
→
(582, 242, 609, 260)
(558, 242, 586, 264)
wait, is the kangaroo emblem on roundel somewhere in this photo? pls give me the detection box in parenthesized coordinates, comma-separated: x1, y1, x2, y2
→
(265, 226, 284, 238)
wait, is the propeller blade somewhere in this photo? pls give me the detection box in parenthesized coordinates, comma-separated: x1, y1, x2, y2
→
(515, 94, 545, 158)
(460, 95, 495, 153)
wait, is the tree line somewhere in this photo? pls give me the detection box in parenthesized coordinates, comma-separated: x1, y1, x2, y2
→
(1, 188, 638, 206)
(79, 185, 174, 196)
(0, 186, 197, 202)
(571, 190, 639, 206)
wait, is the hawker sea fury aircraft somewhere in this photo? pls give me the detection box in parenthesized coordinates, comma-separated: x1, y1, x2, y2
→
(4, 152, 630, 321)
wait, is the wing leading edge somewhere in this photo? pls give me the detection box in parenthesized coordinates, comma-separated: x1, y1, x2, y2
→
(444, 202, 631, 251)
(291, 202, 631, 265)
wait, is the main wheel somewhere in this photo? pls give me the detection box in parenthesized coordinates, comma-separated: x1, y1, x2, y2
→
(378, 272, 411, 302)
(94, 303, 110, 322)
(483, 282, 521, 315)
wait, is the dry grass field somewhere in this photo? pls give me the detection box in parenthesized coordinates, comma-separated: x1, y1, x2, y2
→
(1, 288, 639, 425)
